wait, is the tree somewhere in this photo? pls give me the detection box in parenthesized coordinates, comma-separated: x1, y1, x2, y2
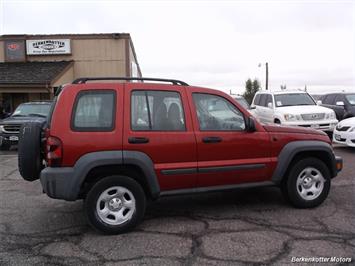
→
(243, 78, 260, 104)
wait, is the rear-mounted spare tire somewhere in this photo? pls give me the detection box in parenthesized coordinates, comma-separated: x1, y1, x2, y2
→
(18, 122, 45, 181)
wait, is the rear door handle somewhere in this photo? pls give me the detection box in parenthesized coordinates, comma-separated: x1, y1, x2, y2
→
(128, 137, 149, 144)
(202, 136, 222, 143)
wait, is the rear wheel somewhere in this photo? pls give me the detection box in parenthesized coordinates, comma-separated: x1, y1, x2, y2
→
(85, 175, 146, 234)
(282, 158, 331, 208)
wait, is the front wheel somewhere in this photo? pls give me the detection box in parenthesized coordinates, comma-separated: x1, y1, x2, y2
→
(85, 175, 146, 234)
(282, 158, 331, 208)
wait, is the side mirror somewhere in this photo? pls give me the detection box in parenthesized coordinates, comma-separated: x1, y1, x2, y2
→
(336, 101, 345, 106)
(246, 116, 257, 132)
(316, 100, 322, 105)
(267, 102, 273, 109)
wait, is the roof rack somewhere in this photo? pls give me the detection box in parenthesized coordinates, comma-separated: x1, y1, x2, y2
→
(72, 77, 189, 86)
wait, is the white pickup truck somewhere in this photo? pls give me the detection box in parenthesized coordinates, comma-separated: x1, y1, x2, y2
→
(251, 90, 338, 132)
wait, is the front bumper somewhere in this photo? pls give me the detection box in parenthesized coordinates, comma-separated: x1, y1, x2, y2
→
(282, 120, 338, 132)
(333, 130, 355, 147)
(0, 133, 19, 145)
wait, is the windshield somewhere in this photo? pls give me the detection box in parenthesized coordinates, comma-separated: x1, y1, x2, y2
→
(234, 97, 250, 109)
(274, 93, 315, 107)
(12, 103, 51, 117)
(346, 94, 355, 105)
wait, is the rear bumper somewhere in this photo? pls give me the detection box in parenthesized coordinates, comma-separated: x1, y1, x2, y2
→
(40, 167, 77, 201)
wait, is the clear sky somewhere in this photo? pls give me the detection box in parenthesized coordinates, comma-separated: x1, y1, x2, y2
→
(1, 0, 354, 94)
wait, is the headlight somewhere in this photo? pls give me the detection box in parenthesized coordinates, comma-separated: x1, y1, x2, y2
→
(326, 111, 336, 120)
(350, 127, 355, 132)
(284, 114, 301, 121)
(0, 125, 4, 133)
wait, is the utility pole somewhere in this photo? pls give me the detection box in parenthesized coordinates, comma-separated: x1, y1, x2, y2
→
(258, 62, 269, 90)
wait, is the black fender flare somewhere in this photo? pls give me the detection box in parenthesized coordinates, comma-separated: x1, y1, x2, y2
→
(67, 150, 160, 200)
(271, 140, 337, 185)
(123, 151, 160, 199)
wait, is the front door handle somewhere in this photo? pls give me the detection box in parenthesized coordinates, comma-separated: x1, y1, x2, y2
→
(202, 136, 222, 143)
(128, 137, 149, 144)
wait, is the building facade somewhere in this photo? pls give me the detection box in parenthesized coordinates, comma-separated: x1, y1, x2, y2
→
(0, 33, 141, 112)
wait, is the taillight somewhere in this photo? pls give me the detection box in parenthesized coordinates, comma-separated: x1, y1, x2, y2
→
(46, 136, 62, 167)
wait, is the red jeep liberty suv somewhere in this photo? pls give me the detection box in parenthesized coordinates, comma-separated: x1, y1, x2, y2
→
(18, 77, 343, 234)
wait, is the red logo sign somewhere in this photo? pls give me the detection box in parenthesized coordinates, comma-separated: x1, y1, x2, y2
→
(7, 43, 20, 50)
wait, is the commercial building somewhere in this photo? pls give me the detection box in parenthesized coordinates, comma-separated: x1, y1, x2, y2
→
(0, 33, 141, 112)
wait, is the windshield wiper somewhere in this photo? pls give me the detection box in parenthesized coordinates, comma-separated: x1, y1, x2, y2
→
(11, 114, 25, 117)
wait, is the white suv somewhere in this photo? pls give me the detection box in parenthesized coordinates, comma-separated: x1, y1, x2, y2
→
(251, 90, 338, 132)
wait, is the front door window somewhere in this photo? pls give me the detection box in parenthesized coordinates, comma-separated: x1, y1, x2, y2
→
(192, 93, 245, 131)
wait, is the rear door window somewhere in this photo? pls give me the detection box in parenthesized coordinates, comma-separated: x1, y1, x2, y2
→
(266, 94, 273, 107)
(323, 94, 336, 105)
(335, 94, 345, 104)
(72, 90, 116, 131)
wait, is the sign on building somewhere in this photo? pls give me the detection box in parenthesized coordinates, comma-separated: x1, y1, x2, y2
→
(4, 40, 26, 62)
(26, 39, 71, 55)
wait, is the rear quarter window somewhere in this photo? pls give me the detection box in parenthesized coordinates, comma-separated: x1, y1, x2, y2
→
(71, 90, 116, 132)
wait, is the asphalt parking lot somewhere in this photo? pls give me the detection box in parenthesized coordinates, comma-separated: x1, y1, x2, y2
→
(0, 146, 354, 265)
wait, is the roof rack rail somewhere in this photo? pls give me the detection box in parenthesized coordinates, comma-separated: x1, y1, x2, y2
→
(72, 77, 189, 86)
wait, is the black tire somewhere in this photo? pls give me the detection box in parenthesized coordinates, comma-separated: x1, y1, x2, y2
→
(85, 175, 146, 234)
(18, 122, 43, 181)
(326, 131, 333, 140)
(280, 178, 290, 203)
(0, 141, 11, 151)
(274, 119, 281, 124)
(283, 158, 331, 208)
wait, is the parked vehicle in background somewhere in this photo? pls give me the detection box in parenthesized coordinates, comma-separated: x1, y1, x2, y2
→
(17, 77, 342, 234)
(0, 105, 10, 120)
(333, 117, 355, 147)
(310, 94, 322, 102)
(0, 101, 52, 150)
(233, 95, 251, 110)
(319, 93, 355, 121)
(251, 90, 338, 133)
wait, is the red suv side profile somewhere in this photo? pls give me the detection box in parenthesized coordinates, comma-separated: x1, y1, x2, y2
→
(18, 77, 343, 234)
